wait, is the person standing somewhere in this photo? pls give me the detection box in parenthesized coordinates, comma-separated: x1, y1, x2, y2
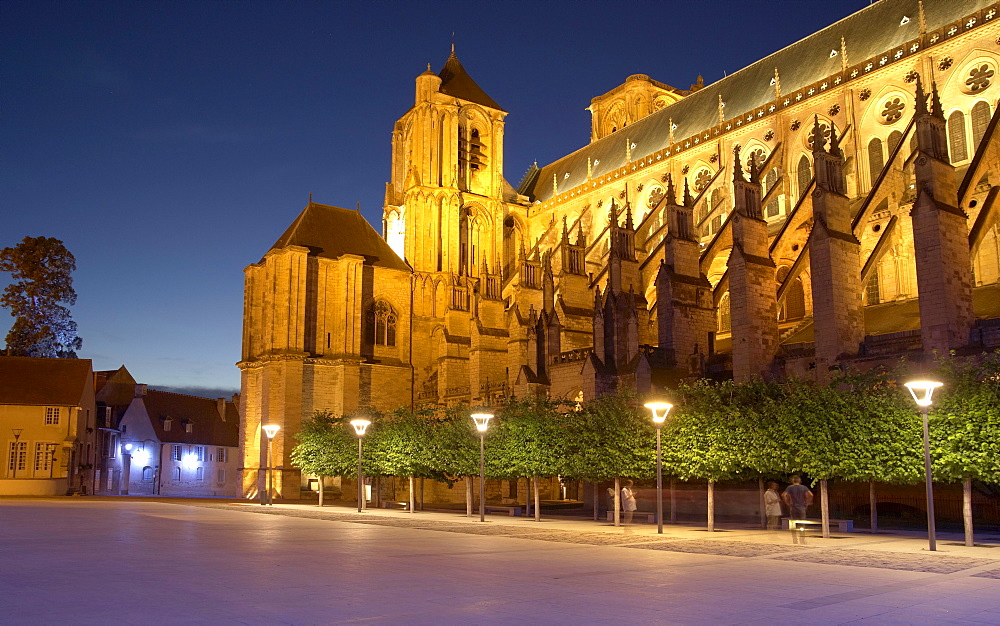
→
(764, 481, 783, 530)
(622, 480, 637, 532)
(782, 475, 813, 520)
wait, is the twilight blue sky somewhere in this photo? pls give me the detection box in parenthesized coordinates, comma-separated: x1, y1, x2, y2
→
(1, 0, 865, 396)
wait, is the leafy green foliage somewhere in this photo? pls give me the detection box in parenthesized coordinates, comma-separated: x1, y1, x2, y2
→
(1, 236, 82, 357)
(289, 410, 359, 478)
(929, 351, 1000, 484)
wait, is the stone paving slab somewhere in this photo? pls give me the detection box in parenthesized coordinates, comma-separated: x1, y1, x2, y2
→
(625, 539, 806, 557)
(774, 548, 995, 573)
(972, 567, 1000, 579)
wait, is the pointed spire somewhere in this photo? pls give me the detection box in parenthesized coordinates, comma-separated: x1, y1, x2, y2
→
(666, 173, 677, 205)
(308, 192, 313, 204)
(812, 114, 827, 153)
(930, 81, 944, 120)
(576, 221, 585, 247)
(915, 72, 928, 115)
(626, 137, 632, 162)
(624, 203, 634, 230)
(773, 68, 781, 99)
(553, 173, 558, 196)
(669, 118, 675, 144)
(683, 177, 693, 207)
(427, 62, 432, 72)
(840, 36, 848, 71)
(609, 199, 618, 228)
(918, 0, 927, 33)
(450, 41, 456, 57)
(562, 215, 570, 242)
(587, 156, 592, 179)
(733, 144, 744, 184)
(829, 121, 842, 158)
(718, 96, 725, 125)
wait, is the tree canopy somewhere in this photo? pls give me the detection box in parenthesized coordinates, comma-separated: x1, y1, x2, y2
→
(0, 236, 82, 358)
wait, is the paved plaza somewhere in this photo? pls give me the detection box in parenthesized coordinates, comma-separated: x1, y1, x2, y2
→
(2, 498, 1000, 624)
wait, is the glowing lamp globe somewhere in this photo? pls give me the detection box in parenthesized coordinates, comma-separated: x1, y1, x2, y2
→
(471, 413, 493, 433)
(904, 380, 943, 407)
(350, 419, 371, 436)
(262, 424, 281, 439)
(644, 400, 673, 424)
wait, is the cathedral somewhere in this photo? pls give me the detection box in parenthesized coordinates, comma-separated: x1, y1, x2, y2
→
(239, 0, 1000, 499)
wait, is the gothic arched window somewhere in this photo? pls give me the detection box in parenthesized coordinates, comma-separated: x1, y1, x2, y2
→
(797, 155, 811, 201)
(888, 130, 903, 157)
(765, 168, 780, 218)
(948, 110, 968, 163)
(367, 301, 397, 347)
(971, 101, 991, 149)
(718, 293, 731, 333)
(868, 138, 884, 189)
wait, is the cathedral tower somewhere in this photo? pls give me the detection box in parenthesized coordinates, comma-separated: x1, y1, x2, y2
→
(383, 47, 509, 277)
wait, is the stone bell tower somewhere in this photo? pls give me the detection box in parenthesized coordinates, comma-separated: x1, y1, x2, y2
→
(383, 46, 509, 277)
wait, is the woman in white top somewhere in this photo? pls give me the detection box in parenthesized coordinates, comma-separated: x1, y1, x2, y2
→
(622, 480, 637, 531)
(764, 481, 783, 530)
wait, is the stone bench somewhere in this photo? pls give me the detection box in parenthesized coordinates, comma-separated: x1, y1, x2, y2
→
(381, 501, 410, 510)
(784, 518, 854, 532)
(606, 511, 657, 523)
(484, 505, 523, 516)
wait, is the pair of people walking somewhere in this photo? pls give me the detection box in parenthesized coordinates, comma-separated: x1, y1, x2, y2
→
(765, 476, 814, 530)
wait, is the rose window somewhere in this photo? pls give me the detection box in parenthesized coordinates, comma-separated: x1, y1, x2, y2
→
(966, 64, 994, 92)
(694, 169, 713, 192)
(745, 148, 766, 172)
(807, 122, 831, 149)
(646, 185, 665, 209)
(881, 98, 905, 124)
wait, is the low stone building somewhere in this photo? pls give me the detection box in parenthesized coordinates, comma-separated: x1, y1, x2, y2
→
(117, 385, 240, 497)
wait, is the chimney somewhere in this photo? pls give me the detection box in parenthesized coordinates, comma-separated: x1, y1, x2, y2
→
(216, 398, 227, 421)
(134, 383, 147, 398)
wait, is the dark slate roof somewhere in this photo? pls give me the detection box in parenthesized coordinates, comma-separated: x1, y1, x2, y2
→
(0, 357, 92, 406)
(526, 0, 991, 202)
(142, 389, 239, 447)
(439, 51, 505, 112)
(268, 202, 410, 271)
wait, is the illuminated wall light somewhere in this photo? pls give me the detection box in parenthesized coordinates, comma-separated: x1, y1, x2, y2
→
(182, 454, 199, 470)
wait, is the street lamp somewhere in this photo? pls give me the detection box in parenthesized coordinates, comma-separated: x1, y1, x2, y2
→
(644, 400, 673, 534)
(471, 413, 493, 522)
(350, 419, 371, 513)
(904, 379, 943, 551)
(262, 424, 280, 506)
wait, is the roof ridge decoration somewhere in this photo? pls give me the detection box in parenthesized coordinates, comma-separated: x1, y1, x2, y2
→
(525, 0, 996, 207)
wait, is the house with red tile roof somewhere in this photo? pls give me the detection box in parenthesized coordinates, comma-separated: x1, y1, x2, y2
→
(0, 357, 97, 495)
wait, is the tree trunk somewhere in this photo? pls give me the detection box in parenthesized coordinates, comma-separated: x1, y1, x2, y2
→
(409, 475, 415, 513)
(465, 476, 473, 517)
(318, 476, 324, 507)
(613, 477, 621, 527)
(670, 478, 677, 523)
(533, 475, 541, 522)
(593, 482, 599, 521)
(419, 477, 425, 511)
(964, 477, 974, 547)
(820, 479, 830, 539)
(869, 480, 878, 534)
(758, 477, 766, 529)
(707, 480, 715, 532)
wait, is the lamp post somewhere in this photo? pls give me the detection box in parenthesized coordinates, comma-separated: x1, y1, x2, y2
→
(904, 380, 943, 551)
(262, 424, 280, 506)
(471, 413, 493, 522)
(644, 400, 673, 534)
(10, 429, 22, 479)
(350, 419, 371, 513)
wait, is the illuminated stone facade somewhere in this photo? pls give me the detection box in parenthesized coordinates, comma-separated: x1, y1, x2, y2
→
(240, 0, 1000, 498)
